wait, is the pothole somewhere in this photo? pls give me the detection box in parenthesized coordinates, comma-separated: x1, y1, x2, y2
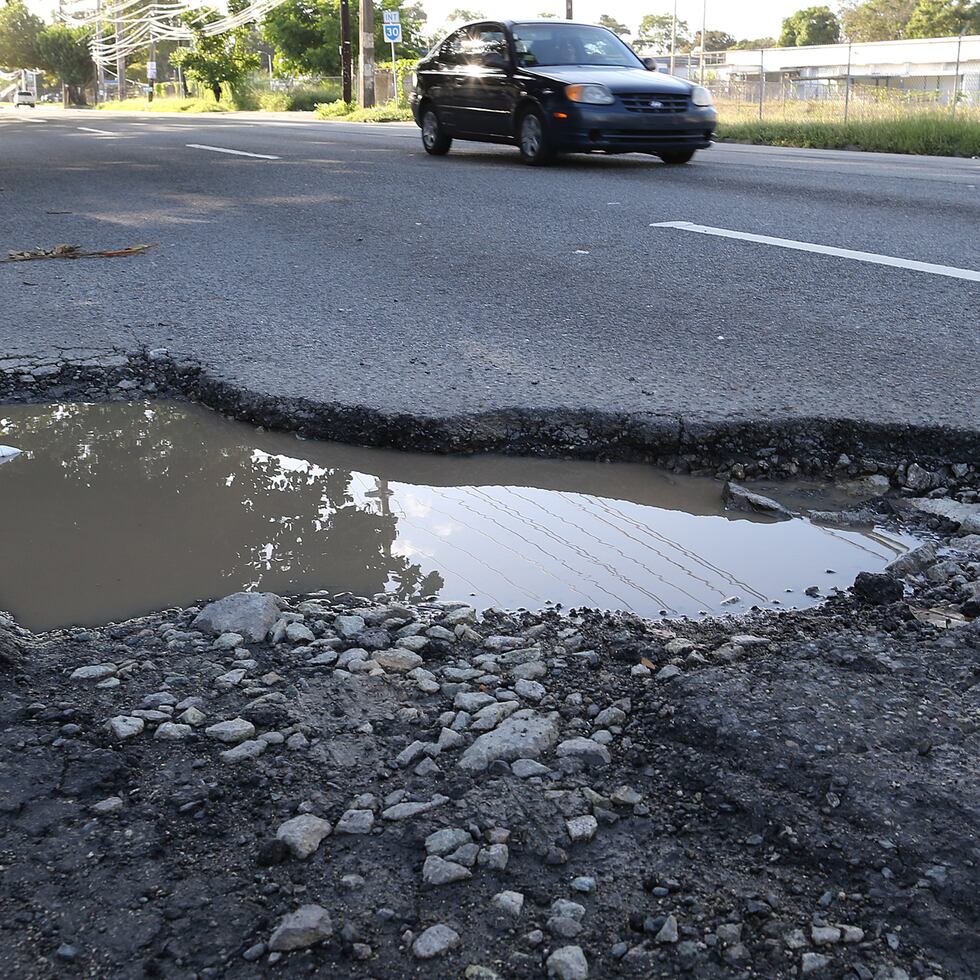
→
(0, 402, 916, 632)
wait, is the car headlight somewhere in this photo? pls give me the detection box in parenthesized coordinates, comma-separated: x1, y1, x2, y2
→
(691, 85, 713, 107)
(565, 83, 615, 105)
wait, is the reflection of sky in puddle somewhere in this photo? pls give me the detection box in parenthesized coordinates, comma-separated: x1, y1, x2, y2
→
(0, 403, 915, 631)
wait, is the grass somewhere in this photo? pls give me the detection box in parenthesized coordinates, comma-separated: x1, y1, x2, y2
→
(716, 114, 980, 157)
(97, 95, 228, 113)
(314, 99, 413, 123)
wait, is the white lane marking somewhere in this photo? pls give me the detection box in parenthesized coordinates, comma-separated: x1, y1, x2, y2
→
(186, 143, 279, 159)
(651, 220, 980, 283)
(78, 126, 116, 135)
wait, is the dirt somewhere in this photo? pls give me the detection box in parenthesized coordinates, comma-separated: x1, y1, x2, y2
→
(1, 497, 978, 979)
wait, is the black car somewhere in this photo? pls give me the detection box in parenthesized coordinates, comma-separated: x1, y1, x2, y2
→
(411, 19, 717, 166)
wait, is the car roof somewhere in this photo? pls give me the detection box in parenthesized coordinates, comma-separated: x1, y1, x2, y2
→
(456, 19, 612, 29)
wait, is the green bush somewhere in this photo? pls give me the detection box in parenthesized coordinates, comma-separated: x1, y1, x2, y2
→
(716, 116, 980, 157)
(314, 99, 356, 118)
(285, 82, 342, 111)
(229, 84, 258, 111)
(314, 99, 412, 123)
(258, 90, 290, 111)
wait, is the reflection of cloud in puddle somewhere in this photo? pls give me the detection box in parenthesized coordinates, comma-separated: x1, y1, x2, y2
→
(400, 491, 433, 519)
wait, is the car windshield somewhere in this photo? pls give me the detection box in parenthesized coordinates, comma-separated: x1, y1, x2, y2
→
(512, 23, 641, 69)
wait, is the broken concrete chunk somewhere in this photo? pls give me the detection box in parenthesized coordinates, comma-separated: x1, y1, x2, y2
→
(192, 592, 281, 643)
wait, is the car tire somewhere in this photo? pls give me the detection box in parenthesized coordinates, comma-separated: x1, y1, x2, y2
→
(421, 107, 452, 156)
(658, 149, 696, 165)
(517, 108, 555, 166)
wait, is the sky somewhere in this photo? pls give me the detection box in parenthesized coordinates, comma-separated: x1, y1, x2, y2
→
(28, 0, 811, 43)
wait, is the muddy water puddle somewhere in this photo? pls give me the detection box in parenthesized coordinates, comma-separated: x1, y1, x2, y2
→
(0, 402, 914, 632)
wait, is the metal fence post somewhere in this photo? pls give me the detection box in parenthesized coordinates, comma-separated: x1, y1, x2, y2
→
(759, 48, 764, 120)
(951, 35, 962, 116)
(843, 42, 852, 123)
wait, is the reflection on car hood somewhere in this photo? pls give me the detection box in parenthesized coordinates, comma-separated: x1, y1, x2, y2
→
(524, 65, 692, 94)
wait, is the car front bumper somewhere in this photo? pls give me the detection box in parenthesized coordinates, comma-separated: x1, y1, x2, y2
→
(548, 103, 717, 153)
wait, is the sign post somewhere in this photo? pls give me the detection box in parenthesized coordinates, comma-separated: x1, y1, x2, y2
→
(382, 11, 401, 105)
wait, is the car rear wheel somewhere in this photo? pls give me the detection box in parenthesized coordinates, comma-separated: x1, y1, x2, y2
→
(517, 108, 554, 166)
(421, 107, 452, 156)
(658, 149, 696, 165)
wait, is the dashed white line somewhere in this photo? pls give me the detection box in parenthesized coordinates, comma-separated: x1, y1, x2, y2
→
(78, 126, 116, 136)
(650, 220, 980, 283)
(186, 143, 279, 159)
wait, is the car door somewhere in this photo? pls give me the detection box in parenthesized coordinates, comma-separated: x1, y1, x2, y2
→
(454, 23, 515, 137)
(421, 28, 469, 132)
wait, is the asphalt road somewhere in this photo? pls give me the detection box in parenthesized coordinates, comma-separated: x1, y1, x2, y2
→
(1, 106, 978, 439)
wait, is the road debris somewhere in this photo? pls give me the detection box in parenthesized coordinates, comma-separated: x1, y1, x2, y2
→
(2, 243, 157, 263)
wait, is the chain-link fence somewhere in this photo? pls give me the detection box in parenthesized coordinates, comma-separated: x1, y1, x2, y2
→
(697, 38, 980, 125)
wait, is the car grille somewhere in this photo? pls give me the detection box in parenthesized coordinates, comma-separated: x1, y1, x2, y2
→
(618, 93, 689, 113)
(598, 129, 707, 144)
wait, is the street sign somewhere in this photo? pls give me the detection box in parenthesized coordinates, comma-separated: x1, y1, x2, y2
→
(382, 10, 400, 24)
(146, 60, 157, 79)
(383, 23, 402, 43)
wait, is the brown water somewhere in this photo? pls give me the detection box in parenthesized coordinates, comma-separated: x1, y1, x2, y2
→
(0, 402, 914, 632)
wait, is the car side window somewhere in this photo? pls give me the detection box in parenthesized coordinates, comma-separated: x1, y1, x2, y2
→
(466, 25, 508, 64)
(439, 29, 467, 68)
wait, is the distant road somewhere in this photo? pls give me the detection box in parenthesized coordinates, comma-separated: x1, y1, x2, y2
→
(1, 107, 978, 445)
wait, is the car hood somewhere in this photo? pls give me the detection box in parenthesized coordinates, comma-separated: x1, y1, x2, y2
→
(524, 65, 692, 94)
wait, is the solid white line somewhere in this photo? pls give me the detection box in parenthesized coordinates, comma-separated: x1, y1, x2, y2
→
(78, 126, 116, 135)
(651, 220, 980, 283)
(186, 143, 279, 159)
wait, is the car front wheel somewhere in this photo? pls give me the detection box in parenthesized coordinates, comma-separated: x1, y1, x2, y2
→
(421, 107, 452, 156)
(658, 149, 696, 165)
(517, 108, 555, 166)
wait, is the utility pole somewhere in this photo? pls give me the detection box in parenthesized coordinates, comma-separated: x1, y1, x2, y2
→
(699, 0, 707, 84)
(148, 33, 155, 103)
(951, 34, 962, 117)
(340, 0, 352, 104)
(566, 1, 573, 20)
(359, 0, 374, 108)
(94, 0, 104, 105)
(115, 7, 125, 100)
(669, 0, 677, 74)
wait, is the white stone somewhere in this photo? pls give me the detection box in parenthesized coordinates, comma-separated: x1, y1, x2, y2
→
(285, 622, 315, 644)
(71, 663, 117, 682)
(276, 814, 332, 858)
(492, 890, 524, 916)
(221, 739, 265, 762)
(193, 592, 280, 643)
(205, 718, 256, 744)
(459, 710, 560, 771)
(412, 923, 460, 959)
(335, 809, 374, 834)
(372, 649, 423, 672)
(546, 945, 589, 979)
(154, 722, 192, 740)
(107, 715, 144, 740)
(566, 815, 598, 843)
(268, 904, 333, 951)
(422, 855, 471, 886)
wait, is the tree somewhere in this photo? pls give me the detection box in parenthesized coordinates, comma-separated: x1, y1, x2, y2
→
(839, 0, 917, 40)
(264, 0, 427, 77)
(689, 30, 736, 52)
(35, 24, 93, 104)
(598, 14, 630, 36)
(636, 13, 690, 53)
(779, 6, 841, 45)
(732, 36, 777, 49)
(0, 0, 43, 70)
(905, 0, 980, 37)
(172, 3, 259, 104)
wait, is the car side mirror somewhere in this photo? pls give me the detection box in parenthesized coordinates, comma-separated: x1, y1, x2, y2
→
(642, 57, 657, 71)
